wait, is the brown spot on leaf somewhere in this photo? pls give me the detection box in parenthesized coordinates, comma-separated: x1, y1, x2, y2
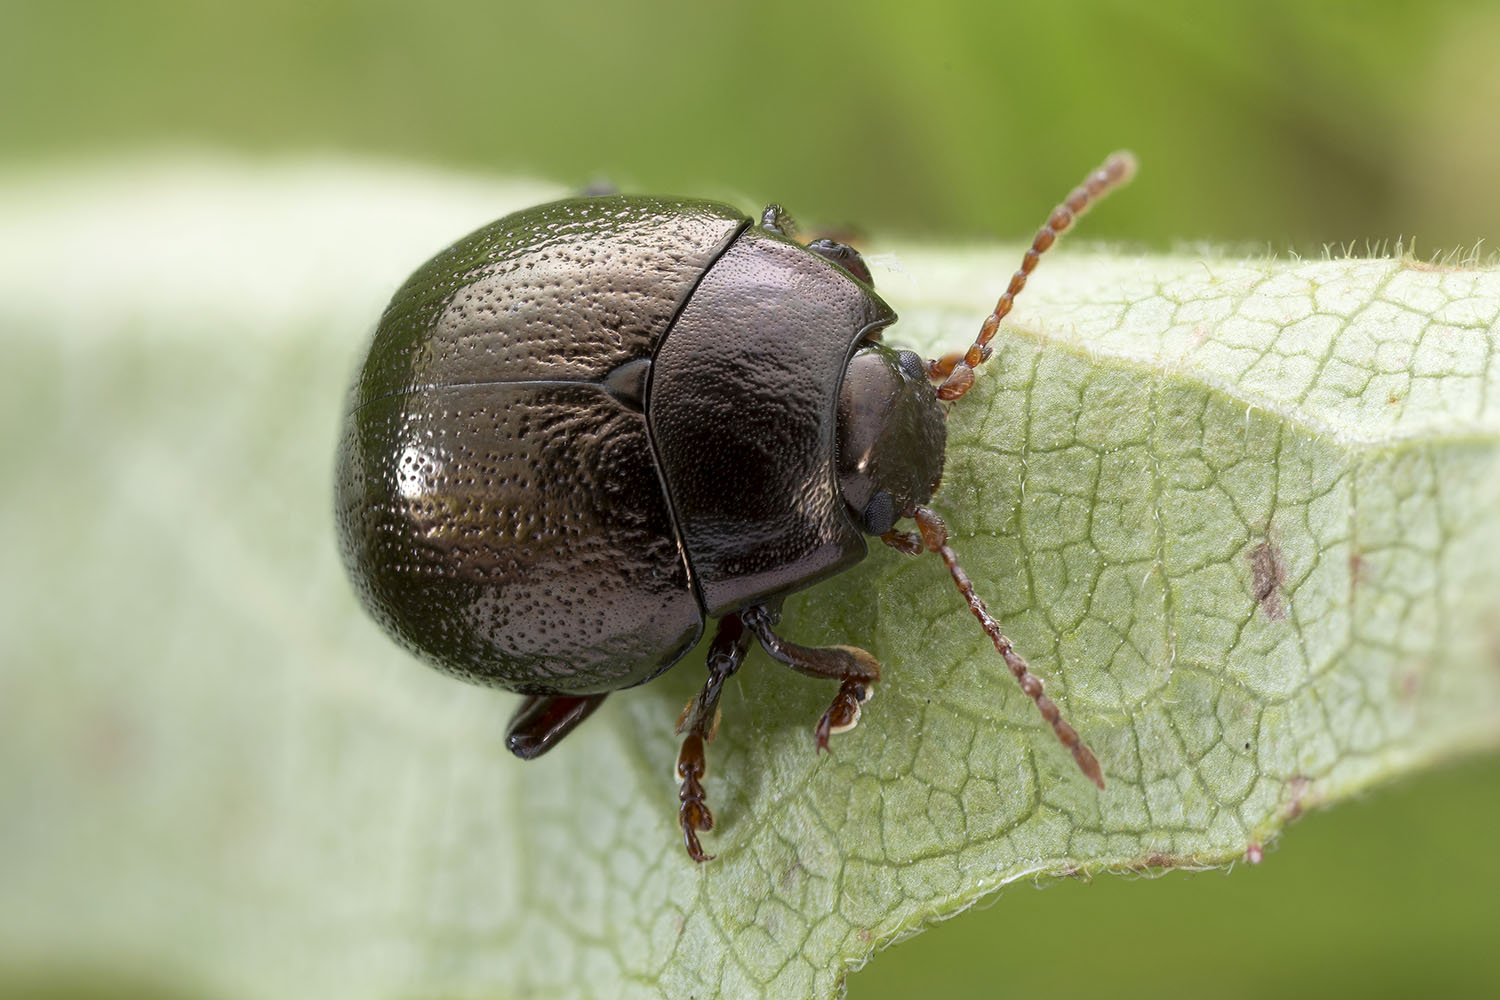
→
(1248, 540, 1288, 621)
(1348, 551, 1369, 585)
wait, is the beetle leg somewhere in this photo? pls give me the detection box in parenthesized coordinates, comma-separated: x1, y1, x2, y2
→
(740, 605, 883, 753)
(759, 203, 798, 238)
(911, 505, 1106, 789)
(676, 613, 753, 864)
(504, 692, 610, 760)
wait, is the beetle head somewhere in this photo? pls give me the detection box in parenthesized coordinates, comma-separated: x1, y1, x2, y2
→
(836, 342, 946, 536)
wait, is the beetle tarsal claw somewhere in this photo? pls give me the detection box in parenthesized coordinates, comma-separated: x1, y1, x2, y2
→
(814, 677, 877, 750)
(829, 680, 875, 734)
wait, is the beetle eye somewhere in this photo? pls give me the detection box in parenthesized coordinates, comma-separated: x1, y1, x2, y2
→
(862, 491, 896, 535)
(895, 350, 927, 384)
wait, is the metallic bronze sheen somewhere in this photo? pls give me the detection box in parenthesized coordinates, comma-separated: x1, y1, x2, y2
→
(336, 197, 748, 693)
(336, 194, 900, 696)
(648, 228, 896, 615)
(335, 157, 1132, 863)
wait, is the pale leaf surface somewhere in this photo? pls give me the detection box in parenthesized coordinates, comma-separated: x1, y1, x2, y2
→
(2, 159, 1497, 999)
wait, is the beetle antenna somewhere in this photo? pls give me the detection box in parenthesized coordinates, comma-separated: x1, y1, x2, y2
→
(930, 151, 1136, 402)
(908, 505, 1105, 788)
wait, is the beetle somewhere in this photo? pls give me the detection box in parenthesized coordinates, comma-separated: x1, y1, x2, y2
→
(335, 152, 1135, 862)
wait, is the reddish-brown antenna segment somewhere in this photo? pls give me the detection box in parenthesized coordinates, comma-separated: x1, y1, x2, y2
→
(908, 506, 1106, 788)
(935, 150, 1137, 402)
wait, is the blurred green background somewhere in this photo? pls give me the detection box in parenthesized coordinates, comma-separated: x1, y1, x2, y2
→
(9, 0, 1500, 252)
(4, 1, 1499, 997)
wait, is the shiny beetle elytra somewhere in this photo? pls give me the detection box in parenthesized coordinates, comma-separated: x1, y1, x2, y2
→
(335, 152, 1136, 862)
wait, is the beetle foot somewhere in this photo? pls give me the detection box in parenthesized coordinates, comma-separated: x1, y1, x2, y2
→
(814, 678, 875, 752)
(676, 732, 715, 863)
(740, 609, 883, 756)
(670, 614, 753, 864)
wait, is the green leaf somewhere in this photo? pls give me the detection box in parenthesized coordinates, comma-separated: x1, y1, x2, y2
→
(3, 159, 1498, 999)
